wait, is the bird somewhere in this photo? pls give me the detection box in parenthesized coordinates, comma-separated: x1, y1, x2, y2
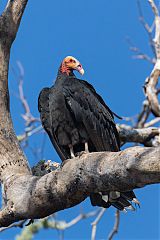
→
(38, 56, 140, 211)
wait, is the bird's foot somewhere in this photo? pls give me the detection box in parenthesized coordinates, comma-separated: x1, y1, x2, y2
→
(76, 142, 90, 158)
(25, 219, 34, 226)
(77, 151, 89, 158)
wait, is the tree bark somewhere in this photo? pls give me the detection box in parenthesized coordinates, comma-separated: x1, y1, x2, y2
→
(0, 0, 160, 228)
(0, 146, 160, 227)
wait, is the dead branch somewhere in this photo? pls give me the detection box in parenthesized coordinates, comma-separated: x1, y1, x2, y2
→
(91, 208, 106, 240)
(16, 210, 99, 240)
(144, 68, 160, 117)
(16, 61, 40, 126)
(0, 146, 160, 227)
(108, 210, 120, 240)
(118, 125, 160, 146)
(144, 117, 160, 127)
(136, 100, 151, 128)
(148, 0, 160, 58)
(126, 37, 155, 64)
(137, 0, 156, 57)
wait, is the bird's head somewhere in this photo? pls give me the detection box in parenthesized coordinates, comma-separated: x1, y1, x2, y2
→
(60, 56, 84, 76)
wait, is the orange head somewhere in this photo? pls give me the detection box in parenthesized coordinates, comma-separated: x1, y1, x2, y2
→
(60, 56, 84, 76)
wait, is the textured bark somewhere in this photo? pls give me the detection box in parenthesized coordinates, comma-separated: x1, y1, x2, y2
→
(0, 0, 160, 228)
(0, 0, 31, 185)
(0, 147, 160, 227)
(118, 125, 160, 146)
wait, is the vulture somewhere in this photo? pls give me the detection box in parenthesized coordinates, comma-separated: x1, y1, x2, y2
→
(38, 56, 139, 211)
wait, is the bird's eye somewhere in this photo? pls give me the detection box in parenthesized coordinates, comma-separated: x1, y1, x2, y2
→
(70, 59, 73, 62)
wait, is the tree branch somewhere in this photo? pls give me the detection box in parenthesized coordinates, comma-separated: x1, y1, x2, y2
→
(118, 125, 160, 146)
(108, 210, 120, 240)
(0, 146, 159, 227)
(16, 210, 99, 240)
(0, 0, 31, 186)
(91, 208, 106, 240)
(2, 0, 28, 42)
(144, 68, 160, 117)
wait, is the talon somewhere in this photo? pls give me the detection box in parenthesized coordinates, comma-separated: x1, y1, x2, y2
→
(25, 219, 34, 226)
(77, 151, 88, 158)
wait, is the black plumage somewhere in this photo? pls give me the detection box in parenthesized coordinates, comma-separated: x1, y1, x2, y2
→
(38, 56, 139, 211)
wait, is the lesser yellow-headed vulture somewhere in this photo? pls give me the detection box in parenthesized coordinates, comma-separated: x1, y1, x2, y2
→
(38, 56, 139, 211)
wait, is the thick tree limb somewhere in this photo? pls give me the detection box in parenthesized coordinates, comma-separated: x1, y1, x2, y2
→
(118, 125, 160, 146)
(144, 67, 160, 117)
(0, 0, 31, 185)
(0, 146, 159, 227)
(141, 0, 160, 117)
(2, 0, 28, 42)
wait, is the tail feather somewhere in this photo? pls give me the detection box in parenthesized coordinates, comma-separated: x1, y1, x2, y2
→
(90, 193, 111, 208)
(90, 191, 139, 211)
(111, 201, 126, 211)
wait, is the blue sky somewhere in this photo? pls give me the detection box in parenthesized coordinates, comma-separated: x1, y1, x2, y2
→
(0, 0, 160, 239)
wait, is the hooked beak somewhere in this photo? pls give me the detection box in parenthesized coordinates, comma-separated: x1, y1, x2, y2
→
(76, 63, 84, 75)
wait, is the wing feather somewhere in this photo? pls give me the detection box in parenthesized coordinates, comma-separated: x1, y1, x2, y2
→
(63, 79, 120, 152)
(38, 88, 70, 161)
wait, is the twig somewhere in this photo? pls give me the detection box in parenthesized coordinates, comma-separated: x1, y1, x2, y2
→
(16, 61, 40, 126)
(137, 0, 156, 57)
(144, 117, 160, 127)
(91, 208, 106, 240)
(65, 210, 99, 229)
(126, 37, 155, 64)
(17, 125, 43, 142)
(136, 100, 151, 128)
(16, 210, 99, 240)
(108, 210, 120, 240)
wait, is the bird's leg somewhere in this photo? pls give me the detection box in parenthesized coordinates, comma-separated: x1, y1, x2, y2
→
(84, 142, 89, 153)
(77, 142, 89, 158)
(69, 144, 75, 158)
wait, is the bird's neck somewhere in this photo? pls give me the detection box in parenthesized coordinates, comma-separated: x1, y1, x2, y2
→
(58, 63, 75, 77)
(56, 64, 75, 80)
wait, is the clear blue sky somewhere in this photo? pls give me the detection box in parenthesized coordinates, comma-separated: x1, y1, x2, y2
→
(0, 0, 159, 239)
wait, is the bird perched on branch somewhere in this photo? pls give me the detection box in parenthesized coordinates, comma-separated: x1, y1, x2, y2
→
(38, 56, 140, 211)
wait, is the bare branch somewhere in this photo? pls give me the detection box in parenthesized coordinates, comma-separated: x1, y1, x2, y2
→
(108, 210, 120, 240)
(16, 211, 99, 240)
(144, 117, 160, 127)
(16, 61, 40, 126)
(137, 0, 156, 57)
(148, 0, 160, 58)
(118, 125, 160, 146)
(0, 146, 159, 227)
(126, 37, 155, 64)
(91, 208, 106, 240)
(144, 68, 160, 117)
(136, 100, 151, 128)
(148, 0, 159, 17)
